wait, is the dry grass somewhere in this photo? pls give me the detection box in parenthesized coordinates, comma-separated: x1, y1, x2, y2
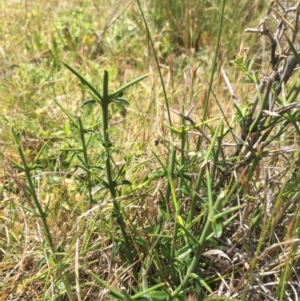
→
(1, 0, 300, 301)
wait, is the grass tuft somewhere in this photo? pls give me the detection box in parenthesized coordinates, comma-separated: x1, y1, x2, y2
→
(1, 0, 300, 300)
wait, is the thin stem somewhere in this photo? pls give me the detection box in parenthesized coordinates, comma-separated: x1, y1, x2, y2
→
(78, 117, 93, 204)
(101, 70, 116, 198)
(136, 0, 172, 128)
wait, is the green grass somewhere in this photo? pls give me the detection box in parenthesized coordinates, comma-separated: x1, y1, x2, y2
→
(1, 0, 300, 300)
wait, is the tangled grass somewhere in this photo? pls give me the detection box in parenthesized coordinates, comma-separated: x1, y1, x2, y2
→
(0, 1, 300, 300)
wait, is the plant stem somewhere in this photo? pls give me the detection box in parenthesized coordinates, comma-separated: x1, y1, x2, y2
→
(102, 70, 116, 198)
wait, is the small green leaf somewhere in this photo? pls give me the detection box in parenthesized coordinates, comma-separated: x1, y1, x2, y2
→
(88, 270, 124, 300)
(109, 73, 150, 100)
(54, 99, 79, 129)
(190, 273, 212, 293)
(12, 128, 21, 145)
(159, 208, 169, 221)
(63, 63, 103, 102)
(84, 129, 96, 134)
(148, 291, 169, 300)
(31, 164, 44, 170)
(81, 99, 97, 108)
(176, 245, 192, 261)
(164, 124, 184, 134)
(143, 170, 165, 182)
(91, 185, 105, 195)
(131, 283, 166, 300)
(111, 98, 129, 106)
(31, 143, 47, 164)
(121, 288, 133, 301)
(117, 179, 132, 186)
(212, 220, 223, 238)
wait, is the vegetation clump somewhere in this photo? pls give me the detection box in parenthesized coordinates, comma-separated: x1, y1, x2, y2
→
(0, 1, 299, 300)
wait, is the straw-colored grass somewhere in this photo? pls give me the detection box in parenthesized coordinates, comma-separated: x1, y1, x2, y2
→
(1, 1, 300, 300)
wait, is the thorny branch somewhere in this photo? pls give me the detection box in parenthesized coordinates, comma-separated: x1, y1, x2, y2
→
(217, 1, 300, 183)
(242, 1, 300, 136)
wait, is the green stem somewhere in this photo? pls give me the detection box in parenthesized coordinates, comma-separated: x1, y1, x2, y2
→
(101, 71, 137, 280)
(171, 215, 213, 298)
(136, 0, 172, 128)
(102, 70, 116, 198)
(17, 145, 54, 251)
(15, 138, 76, 301)
(201, 0, 226, 122)
(78, 117, 93, 204)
